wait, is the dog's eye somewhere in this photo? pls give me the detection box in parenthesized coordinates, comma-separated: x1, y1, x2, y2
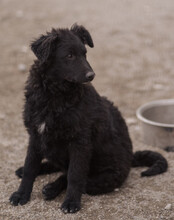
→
(66, 53, 74, 59)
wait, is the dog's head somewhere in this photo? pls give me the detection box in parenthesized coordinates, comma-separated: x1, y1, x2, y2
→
(31, 24, 95, 84)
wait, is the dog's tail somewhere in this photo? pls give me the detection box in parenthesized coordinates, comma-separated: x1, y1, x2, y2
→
(132, 150, 168, 177)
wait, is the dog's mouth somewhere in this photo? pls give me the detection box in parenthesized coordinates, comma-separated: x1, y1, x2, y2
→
(64, 71, 95, 84)
(65, 76, 95, 84)
(82, 82, 90, 85)
(82, 77, 95, 84)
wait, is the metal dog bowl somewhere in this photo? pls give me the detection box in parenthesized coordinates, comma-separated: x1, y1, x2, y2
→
(136, 99, 174, 148)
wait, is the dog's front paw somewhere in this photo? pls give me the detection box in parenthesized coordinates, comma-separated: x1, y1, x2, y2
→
(9, 191, 30, 206)
(61, 199, 81, 214)
(15, 167, 24, 178)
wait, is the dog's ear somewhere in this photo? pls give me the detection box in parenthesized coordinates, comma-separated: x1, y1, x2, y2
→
(71, 24, 94, 48)
(31, 31, 58, 63)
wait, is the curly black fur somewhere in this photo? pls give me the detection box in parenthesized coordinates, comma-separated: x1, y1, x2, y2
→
(9, 24, 168, 213)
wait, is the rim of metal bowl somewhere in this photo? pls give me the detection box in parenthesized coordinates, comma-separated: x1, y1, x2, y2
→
(136, 99, 174, 128)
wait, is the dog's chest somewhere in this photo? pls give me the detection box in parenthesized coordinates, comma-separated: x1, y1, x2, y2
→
(26, 97, 81, 140)
(35, 106, 71, 168)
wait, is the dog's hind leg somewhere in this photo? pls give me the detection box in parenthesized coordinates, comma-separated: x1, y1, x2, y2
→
(15, 161, 60, 178)
(86, 172, 122, 195)
(42, 174, 67, 200)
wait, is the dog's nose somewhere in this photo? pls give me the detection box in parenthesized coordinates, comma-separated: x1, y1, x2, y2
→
(86, 72, 95, 81)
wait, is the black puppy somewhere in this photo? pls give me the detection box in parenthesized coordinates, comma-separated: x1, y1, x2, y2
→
(9, 24, 168, 213)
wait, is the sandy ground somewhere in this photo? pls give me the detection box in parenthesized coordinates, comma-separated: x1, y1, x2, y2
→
(0, 0, 174, 219)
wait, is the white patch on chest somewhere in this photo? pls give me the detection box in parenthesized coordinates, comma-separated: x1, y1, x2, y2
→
(38, 122, 46, 134)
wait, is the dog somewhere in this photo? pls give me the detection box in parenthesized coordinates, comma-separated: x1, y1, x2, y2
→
(9, 24, 168, 213)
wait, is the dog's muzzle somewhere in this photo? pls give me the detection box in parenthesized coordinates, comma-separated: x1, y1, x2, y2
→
(85, 72, 95, 81)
